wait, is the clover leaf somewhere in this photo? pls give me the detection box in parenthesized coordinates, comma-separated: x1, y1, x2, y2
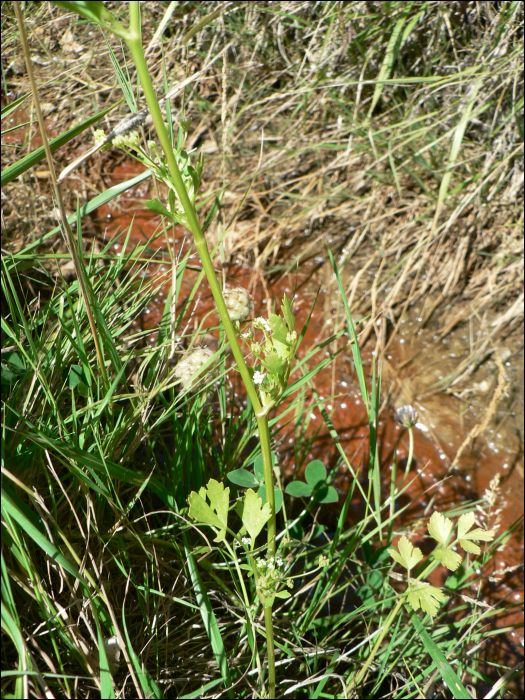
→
(388, 535, 423, 571)
(406, 582, 447, 617)
(457, 511, 495, 555)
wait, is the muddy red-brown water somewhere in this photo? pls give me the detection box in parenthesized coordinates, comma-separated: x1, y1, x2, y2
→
(92, 157, 525, 670)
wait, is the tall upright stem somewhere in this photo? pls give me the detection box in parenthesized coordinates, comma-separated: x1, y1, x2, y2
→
(126, 5, 276, 695)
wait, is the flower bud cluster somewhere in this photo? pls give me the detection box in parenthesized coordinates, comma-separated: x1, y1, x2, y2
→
(223, 286, 254, 322)
(254, 554, 292, 606)
(112, 130, 141, 151)
(174, 347, 218, 391)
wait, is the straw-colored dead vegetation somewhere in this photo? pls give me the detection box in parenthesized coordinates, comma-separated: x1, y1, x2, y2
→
(2, 1, 523, 385)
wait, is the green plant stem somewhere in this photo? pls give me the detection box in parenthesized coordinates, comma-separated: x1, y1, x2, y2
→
(264, 605, 276, 696)
(396, 426, 414, 494)
(126, 5, 277, 695)
(406, 427, 414, 475)
(346, 595, 405, 694)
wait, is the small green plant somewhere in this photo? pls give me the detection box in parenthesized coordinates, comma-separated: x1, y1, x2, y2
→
(346, 510, 496, 694)
(390, 510, 495, 619)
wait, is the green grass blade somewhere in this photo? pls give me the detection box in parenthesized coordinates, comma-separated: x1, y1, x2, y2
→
(410, 613, 471, 699)
(1, 103, 118, 187)
(120, 600, 163, 698)
(326, 245, 369, 413)
(181, 531, 234, 698)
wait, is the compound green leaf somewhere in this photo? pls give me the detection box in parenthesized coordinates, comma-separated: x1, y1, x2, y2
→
(407, 582, 447, 617)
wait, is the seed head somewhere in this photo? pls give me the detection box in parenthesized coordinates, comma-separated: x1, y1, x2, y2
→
(223, 286, 254, 322)
(175, 347, 218, 391)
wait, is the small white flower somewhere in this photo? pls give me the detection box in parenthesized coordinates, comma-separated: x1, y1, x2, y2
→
(241, 332, 251, 339)
(241, 536, 251, 545)
(260, 318, 272, 332)
(276, 556, 283, 567)
(253, 371, 266, 385)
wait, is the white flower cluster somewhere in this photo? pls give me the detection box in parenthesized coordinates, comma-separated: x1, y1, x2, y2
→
(235, 535, 252, 548)
(256, 555, 284, 570)
(253, 371, 266, 385)
(174, 347, 218, 390)
(223, 286, 254, 322)
(254, 317, 272, 333)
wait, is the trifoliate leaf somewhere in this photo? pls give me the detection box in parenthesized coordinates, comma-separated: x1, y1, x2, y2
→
(432, 546, 463, 571)
(388, 536, 423, 571)
(237, 489, 271, 542)
(428, 512, 454, 546)
(188, 479, 229, 542)
(457, 511, 495, 555)
(407, 582, 447, 617)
